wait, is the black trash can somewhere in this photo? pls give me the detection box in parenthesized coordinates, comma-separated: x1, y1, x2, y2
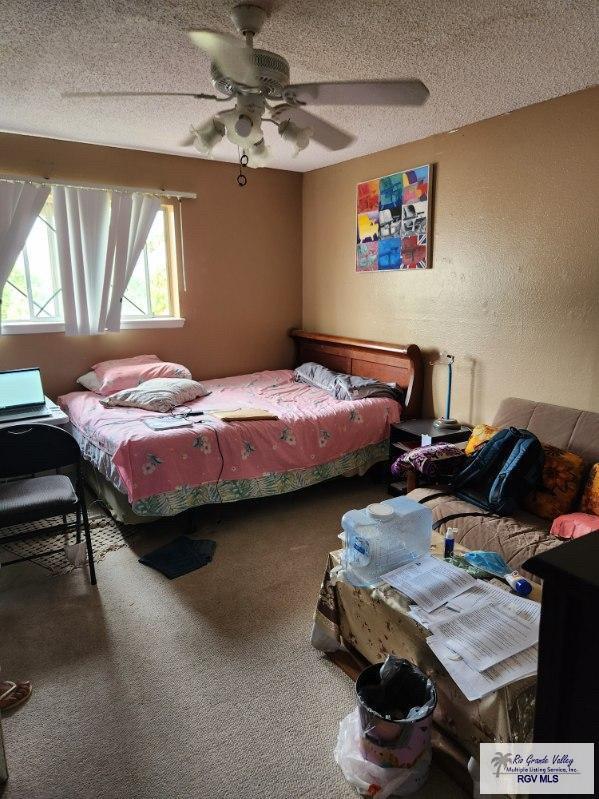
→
(355, 657, 437, 769)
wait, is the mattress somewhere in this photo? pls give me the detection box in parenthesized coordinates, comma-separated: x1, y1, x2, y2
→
(59, 369, 400, 516)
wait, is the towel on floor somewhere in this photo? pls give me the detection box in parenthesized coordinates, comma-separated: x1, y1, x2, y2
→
(139, 536, 216, 579)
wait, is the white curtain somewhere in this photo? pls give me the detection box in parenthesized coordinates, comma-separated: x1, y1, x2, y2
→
(0, 181, 50, 332)
(52, 186, 111, 336)
(103, 193, 161, 332)
(52, 189, 160, 335)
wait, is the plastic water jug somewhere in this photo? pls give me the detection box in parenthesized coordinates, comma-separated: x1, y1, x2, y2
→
(341, 497, 432, 588)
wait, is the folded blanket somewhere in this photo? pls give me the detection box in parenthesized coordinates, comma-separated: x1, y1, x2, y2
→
(294, 362, 404, 403)
(392, 443, 467, 480)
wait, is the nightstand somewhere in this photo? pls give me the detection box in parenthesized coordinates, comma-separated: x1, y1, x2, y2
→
(389, 418, 472, 495)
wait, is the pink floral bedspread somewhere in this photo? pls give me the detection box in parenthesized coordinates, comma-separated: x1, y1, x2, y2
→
(59, 370, 400, 503)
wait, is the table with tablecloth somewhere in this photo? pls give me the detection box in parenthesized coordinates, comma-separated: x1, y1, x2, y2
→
(311, 534, 540, 760)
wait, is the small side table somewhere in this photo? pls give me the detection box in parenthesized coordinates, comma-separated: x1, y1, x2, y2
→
(389, 419, 471, 495)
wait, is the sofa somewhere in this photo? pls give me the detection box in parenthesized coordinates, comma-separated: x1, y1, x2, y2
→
(408, 397, 599, 577)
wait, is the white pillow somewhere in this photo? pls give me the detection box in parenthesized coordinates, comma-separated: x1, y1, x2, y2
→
(100, 378, 210, 413)
(77, 371, 103, 393)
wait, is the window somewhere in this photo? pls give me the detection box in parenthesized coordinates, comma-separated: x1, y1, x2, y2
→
(122, 204, 178, 321)
(1, 196, 62, 325)
(1, 199, 182, 333)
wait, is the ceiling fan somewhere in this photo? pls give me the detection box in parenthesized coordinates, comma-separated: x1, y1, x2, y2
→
(64, 3, 429, 171)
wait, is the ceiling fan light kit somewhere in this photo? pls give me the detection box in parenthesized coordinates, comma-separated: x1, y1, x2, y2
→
(192, 117, 225, 155)
(64, 2, 429, 183)
(278, 119, 313, 156)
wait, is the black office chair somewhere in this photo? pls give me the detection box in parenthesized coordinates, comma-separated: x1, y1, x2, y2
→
(0, 424, 96, 585)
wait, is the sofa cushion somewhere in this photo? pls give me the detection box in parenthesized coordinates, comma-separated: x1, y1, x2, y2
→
(464, 423, 499, 455)
(550, 513, 599, 540)
(580, 463, 599, 515)
(408, 486, 562, 580)
(493, 397, 599, 465)
(523, 444, 586, 520)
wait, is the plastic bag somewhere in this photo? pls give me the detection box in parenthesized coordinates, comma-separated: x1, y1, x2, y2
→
(334, 708, 431, 798)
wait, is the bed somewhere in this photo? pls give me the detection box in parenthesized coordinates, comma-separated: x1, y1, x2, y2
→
(58, 331, 423, 523)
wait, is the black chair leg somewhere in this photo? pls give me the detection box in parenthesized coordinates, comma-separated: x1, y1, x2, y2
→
(80, 499, 96, 586)
(75, 506, 82, 543)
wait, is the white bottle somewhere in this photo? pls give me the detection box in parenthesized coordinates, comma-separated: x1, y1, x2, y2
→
(342, 497, 432, 587)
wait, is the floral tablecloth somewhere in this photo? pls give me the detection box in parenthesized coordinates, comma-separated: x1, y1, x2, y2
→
(311, 540, 538, 760)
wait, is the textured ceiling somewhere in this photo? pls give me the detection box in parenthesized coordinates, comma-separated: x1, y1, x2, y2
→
(1, 0, 598, 172)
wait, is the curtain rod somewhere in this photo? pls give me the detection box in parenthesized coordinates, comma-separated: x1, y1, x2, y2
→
(0, 173, 197, 200)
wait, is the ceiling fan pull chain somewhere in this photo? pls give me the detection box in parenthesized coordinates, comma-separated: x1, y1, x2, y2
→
(237, 152, 248, 187)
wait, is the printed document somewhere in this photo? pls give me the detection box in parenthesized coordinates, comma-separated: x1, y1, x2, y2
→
(427, 636, 538, 701)
(430, 597, 540, 671)
(381, 555, 476, 613)
(409, 579, 537, 627)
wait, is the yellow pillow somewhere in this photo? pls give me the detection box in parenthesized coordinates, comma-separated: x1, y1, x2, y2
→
(580, 463, 599, 516)
(524, 444, 586, 520)
(464, 424, 499, 456)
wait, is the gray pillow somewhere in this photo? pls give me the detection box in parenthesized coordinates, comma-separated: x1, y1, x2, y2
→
(293, 362, 339, 393)
(294, 362, 404, 403)
(334, 374, 404, 403)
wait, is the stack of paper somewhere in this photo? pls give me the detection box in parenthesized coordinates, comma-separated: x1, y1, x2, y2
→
(427, 637, 538, 702)
(408, 579, 505, 627)
(381, 555, 477, 613)
(381, 558, 540, 701)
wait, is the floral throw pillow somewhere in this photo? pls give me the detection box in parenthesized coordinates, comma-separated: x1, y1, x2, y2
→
(464, 424, 499, 456)
(580, 463, 599, 515)
(524, 444, 585, 520)
(100, 378, 209, 413)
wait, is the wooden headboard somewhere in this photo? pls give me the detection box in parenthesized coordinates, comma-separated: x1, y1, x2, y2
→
(290, 329, 423, 419)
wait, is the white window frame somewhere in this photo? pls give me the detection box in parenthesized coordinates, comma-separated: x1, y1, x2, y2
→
(1, 199, 185, 334)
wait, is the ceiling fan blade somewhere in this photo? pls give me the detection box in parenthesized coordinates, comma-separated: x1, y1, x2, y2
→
(188, 29, 258, 86)
(283, 80, 429, 107)
(279, 106, 355, 151)
(62, 90, 218, 99)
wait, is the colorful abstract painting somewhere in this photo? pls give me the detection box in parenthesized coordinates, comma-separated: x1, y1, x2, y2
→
(356, 164, 432, 271)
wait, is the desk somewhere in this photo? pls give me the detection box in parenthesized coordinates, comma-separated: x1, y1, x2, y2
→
(0, 397, 68, 429)
(312, 532, 540, 761)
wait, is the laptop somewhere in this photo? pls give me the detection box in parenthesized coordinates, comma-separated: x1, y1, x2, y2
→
(0, 368, 52, 422)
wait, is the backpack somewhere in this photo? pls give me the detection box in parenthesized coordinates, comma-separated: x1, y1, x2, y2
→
(420, 427, 545, 524)
(451, 427, 545, 514)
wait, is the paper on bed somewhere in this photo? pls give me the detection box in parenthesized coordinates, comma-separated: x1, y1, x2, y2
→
(381, 555, 476, 613)
(429, 593, 540, 671)
(427, 635, 538, 701)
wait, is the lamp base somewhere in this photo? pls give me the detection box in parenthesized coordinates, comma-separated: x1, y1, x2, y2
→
(433, 417, 461, 430)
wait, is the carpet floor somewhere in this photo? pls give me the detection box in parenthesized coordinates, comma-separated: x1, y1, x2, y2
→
(0, 477, 467, 799)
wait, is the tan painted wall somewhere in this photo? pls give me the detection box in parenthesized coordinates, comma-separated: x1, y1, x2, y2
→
(303, 87, 599, 424)
(0, 134, 302, 399)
